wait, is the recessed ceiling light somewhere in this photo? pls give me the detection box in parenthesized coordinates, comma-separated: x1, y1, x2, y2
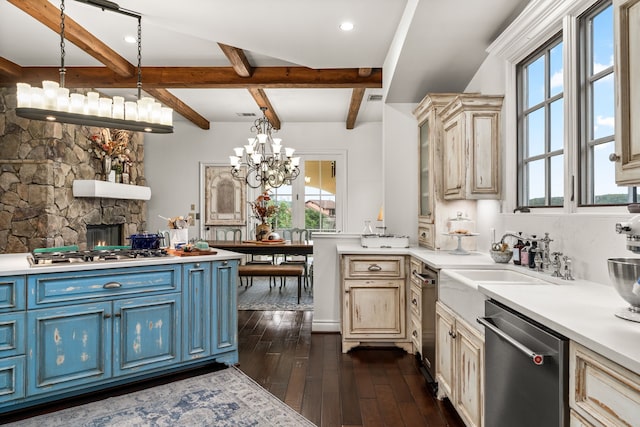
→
(124, 35, 137, 44)
(340, 22, 354, 31)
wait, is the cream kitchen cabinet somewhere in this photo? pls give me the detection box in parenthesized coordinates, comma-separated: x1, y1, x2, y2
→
(569, 341, 640, 427)
(340, 255, 412, 353)
(408, 258, 422, 354)
(436, 301, 484, 427)
(413, 93, 458, 249)
(612, 0, 640, 185)
(438, 94, 503, 200)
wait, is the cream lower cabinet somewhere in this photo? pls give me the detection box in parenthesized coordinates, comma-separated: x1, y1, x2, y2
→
(341, 255, 411, 353)
(569, 341, 640, 427)
(436, 301, 484, 427)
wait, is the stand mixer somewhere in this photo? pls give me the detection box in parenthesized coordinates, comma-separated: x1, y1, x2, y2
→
(609, 215, 640, 322)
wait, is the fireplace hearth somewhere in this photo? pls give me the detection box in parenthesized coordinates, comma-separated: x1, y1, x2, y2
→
(86, 224, 124, 248)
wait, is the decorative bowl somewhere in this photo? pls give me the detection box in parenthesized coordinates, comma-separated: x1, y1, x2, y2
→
(490, 249, 513, 264)
(607, 258, 640, 310)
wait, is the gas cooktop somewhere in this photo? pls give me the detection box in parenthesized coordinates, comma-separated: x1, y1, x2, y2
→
(27, 248, 170, 267)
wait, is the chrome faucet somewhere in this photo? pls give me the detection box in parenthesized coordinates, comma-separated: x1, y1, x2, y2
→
(539, 232, 553, 271)
(550, 252, 563, 277)
(562, 256, 575, 280)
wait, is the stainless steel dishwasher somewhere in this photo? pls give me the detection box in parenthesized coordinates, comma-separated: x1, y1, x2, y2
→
(478, 299, 569, 427)
(412, 263, 438, 393)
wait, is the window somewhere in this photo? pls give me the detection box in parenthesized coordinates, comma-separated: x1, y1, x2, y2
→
(579, 1, 636, 205)
(267, 155, 343, 233)
(517, 37, 564, 207)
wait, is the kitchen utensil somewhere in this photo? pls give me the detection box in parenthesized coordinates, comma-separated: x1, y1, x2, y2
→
(490, 249, 513, 263)
(607, 258, 640, 322)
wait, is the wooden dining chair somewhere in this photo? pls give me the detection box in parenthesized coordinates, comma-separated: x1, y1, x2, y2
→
(279, 228, 311, 289)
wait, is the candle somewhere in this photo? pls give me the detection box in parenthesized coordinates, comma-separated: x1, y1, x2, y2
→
(377, 206, 384, 221)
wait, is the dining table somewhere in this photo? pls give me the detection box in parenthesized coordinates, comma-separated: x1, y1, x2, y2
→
(205, 240, 313, 257)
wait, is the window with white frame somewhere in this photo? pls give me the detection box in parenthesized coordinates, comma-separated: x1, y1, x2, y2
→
(515, 0, 636, 209)
(579, 0, 636, 205)
(517, 36, 564, 207)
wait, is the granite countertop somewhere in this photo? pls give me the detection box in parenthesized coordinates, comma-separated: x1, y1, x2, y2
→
(0, 250, 243, 275)
(336, 243, 639, 375)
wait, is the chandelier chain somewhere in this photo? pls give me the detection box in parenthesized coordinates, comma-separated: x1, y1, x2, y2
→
(59, 0, 66, 88)
(137, 16, 142, 100)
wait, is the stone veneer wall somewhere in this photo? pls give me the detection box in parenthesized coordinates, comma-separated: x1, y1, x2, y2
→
(0, 87, 147, 253)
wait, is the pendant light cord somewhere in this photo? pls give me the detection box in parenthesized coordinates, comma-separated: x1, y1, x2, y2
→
(137, 16, 142, 100)
(59, 0, 66, 88)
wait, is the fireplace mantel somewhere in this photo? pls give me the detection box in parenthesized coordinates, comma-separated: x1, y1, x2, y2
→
(73, 180, 151, 200)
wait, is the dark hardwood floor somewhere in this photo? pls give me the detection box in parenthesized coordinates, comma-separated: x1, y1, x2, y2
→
(237, 310, 465, 427)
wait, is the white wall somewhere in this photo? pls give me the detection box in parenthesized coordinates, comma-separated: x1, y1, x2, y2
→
(383, 103, 419, 242)
(144, 120, 383, 237)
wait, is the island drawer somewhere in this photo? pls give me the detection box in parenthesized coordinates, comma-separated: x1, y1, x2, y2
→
(0, 312, 25, 358)
(343, 255, 405, 279)
(0, 276, 26, 313)
(27, 265, 181, 308)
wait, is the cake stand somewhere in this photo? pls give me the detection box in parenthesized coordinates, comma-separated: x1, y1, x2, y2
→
(443, 232, 479, 255)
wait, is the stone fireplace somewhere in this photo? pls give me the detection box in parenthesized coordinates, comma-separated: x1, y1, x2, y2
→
(0, 87, 148, 253)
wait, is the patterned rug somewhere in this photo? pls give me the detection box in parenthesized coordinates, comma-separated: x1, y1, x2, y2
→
(237, 277, 313, 311)
(7, 367, 315, 427)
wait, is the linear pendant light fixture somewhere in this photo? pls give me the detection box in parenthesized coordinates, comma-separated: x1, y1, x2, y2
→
(15, 0, 173, 134)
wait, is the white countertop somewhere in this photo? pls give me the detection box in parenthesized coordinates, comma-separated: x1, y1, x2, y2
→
(337, 243, 640, 375)
(0, 250, 243, 275)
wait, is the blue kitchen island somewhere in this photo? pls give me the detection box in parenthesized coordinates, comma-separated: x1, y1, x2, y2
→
(0, 250, 242, 413)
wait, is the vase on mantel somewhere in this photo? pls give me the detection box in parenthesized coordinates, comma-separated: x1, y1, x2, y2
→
(256, 222, 271, 241)
(103, 156, 112, 181)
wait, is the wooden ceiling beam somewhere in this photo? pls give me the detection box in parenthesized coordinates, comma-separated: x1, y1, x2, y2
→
(346, 88, 365, 130)
(218, 44, 254, 77)
(0, 66, 382, 88)
(345, 68, 374, 129)
(248, 88, 281, 130)
(0, 57, 22, 78)
(145, 88, 210, 130)
(7, 0, 135, 78)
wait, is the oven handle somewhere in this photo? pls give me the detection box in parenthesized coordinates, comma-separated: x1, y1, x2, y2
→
(412, 270, 436, 286)
(477, 316, 547, 366)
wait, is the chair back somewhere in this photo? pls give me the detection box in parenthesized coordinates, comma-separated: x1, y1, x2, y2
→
(216, 227, 242, 242)
(289, 228, 309, 244)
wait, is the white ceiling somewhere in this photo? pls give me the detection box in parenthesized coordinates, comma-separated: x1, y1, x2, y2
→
(0, 0, 529, 128)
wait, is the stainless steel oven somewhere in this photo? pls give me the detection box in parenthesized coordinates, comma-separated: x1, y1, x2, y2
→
(412, 263, 438, 392)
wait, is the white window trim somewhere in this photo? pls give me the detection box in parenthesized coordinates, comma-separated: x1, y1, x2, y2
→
(488, 0, 625, 215)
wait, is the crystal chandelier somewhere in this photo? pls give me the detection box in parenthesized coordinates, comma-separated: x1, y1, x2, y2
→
(229, 107, 300, 189)
(14, 0, 173, 134)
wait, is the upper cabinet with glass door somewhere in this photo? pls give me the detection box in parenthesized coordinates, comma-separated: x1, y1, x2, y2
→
(612, 0, 640, 184)
(413, 93, 458, 248)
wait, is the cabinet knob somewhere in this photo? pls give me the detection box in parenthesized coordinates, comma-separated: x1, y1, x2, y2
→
(412, 298, 418, 306)
(114, 312, 122, 318)
(448, 329, 456, 339)
(104, 313, 111, 319)
(368, 264, 382, 271)
(222, 261, 228, 266)
(609, 153, 621, 162)
(194, 263, 200, 268)
(412, 330, 418, 338)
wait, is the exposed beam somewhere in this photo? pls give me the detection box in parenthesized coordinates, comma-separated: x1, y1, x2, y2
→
(145, 88, 210, 130)
(0, 66, 382, 88)
(217, 44, 254, 77)
(248, 88, 281, 130)
(7, 0, 135, 78)
(0, 57, 22, 78)
(346, 88, 365, 130)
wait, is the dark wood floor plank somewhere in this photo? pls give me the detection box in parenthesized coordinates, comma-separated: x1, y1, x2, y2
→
(284, 358, 308, 412)
(360, 398, 385, 427)
(374, 383, 405, 426)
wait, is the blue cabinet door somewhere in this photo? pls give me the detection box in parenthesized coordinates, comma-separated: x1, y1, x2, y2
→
(0, 312, 25, 358)
(182, 262, 211, 360)
(0, 356, 25, 403)
(0, 276, 25, 313)
(27, 302, 112, 396)
(113, 294, 180, 376)
(212, 260, 238, 357)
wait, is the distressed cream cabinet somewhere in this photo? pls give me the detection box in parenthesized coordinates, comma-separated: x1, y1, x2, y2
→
(340, 255, 412, 353)
(438, 94, 503, 200)
(408, 258, 423, 354)
(612, 0, 640, 184)
(436, 301, 484, 427)
(569, 341, 640, 427)
(413, 93, 459, 248)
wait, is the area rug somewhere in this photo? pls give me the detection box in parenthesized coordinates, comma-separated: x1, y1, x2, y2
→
(237, 277, 313, 311)
(6, 367, 315, 427)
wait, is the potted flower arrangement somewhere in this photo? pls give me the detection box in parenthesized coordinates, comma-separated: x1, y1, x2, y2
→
(249, 190, 279, 240)
(89, 128, 133, 181)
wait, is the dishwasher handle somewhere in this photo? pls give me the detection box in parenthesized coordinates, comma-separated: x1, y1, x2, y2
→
(477, 316, 547, 366)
